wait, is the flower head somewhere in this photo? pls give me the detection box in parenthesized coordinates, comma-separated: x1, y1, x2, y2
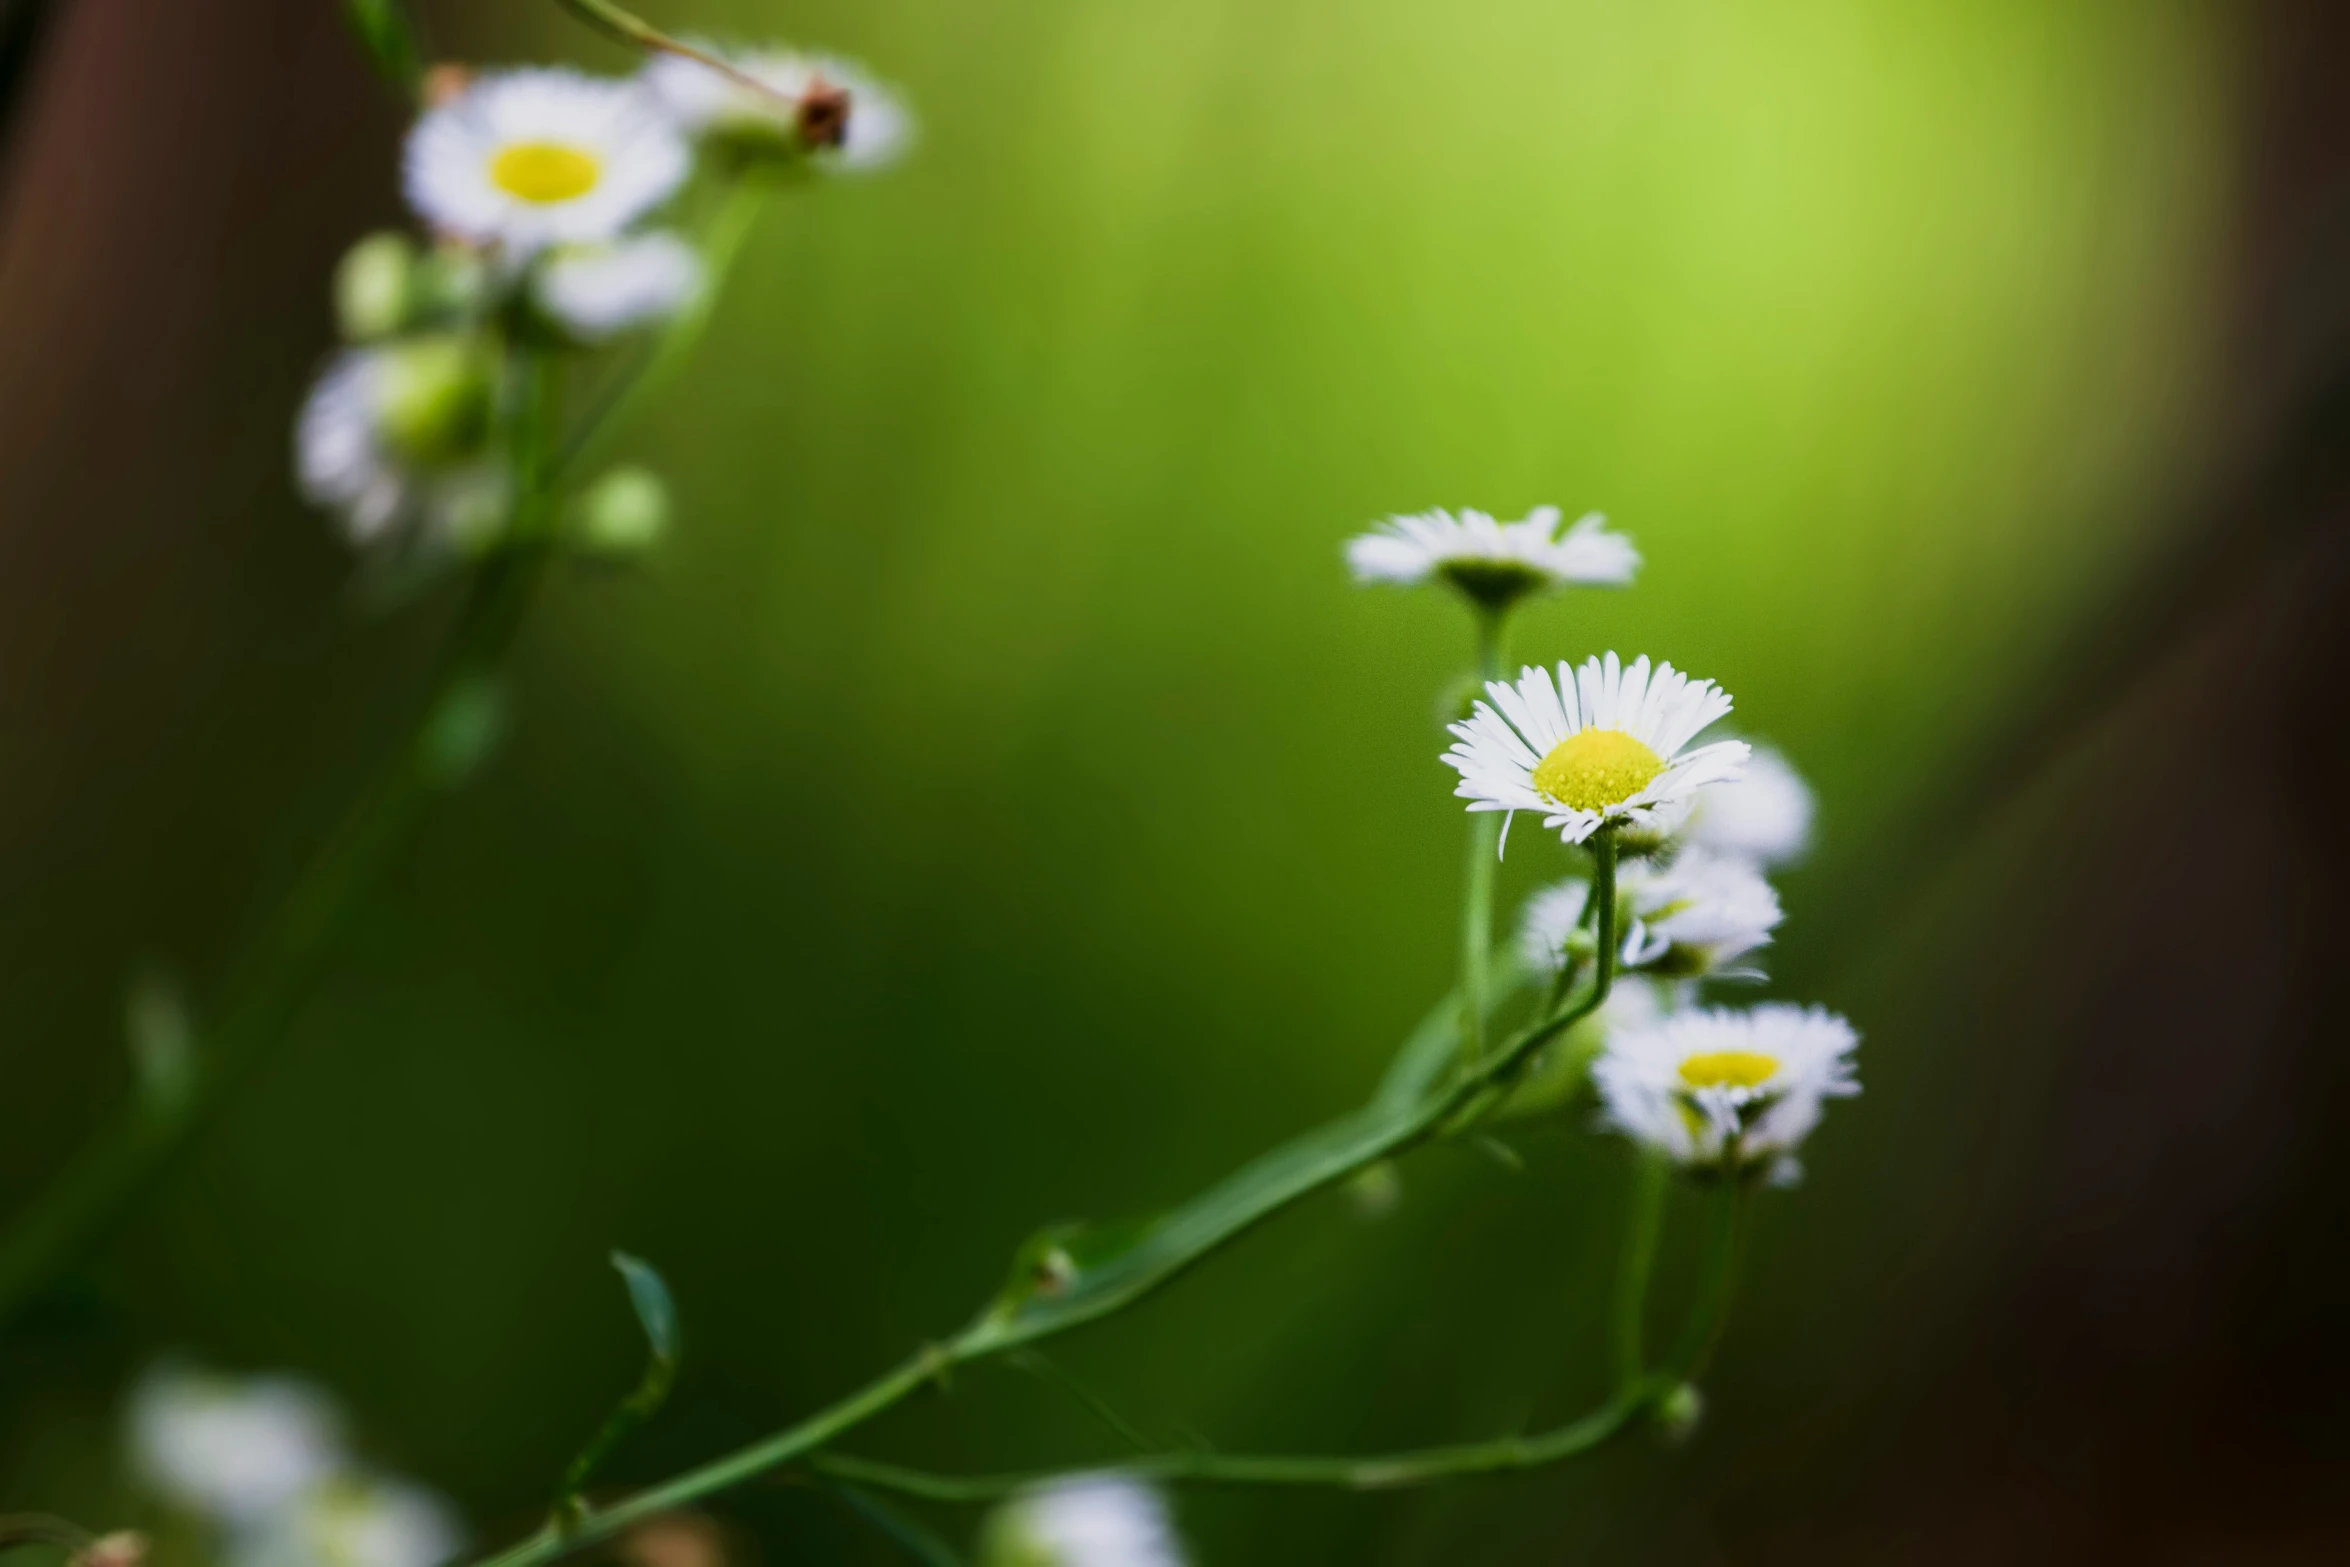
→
(979, 1476, 1183, 1567)
(227, 1474, 462, 1567)
(1346, 507, 1637, 611)
(1593, 1004, 1858, 1177)
(533, 231, 702, 341)
(643, 46, 913, 173)
(1444, 654, 1748, 850)
(405, 68, 688, 255)
(296, 342, 505, 551)
(1520, 847, 1781, 977)
(128, 1365, 343, 1525)
(1684, 744, 1815, 868)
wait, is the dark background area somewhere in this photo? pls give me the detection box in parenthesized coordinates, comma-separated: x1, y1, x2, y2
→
(2, 0, 2347, 1560)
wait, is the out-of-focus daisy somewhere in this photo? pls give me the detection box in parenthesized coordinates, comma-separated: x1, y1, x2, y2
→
(1346, 506, 1637, 610)
(533, 231, 702, 341)
(227, 1474, 462, 1567)
(978, 1475, 1184, 1567)
(128, 1365, 343, 1525)
(297, 340, 506, 550)
(1593, 1004, 1858, 1177)
(1684, 745, 1815, 868)
(1519, 848, 1780, 978)
(642, 45, 913, 172)
(405, 68, 689, 254)
(1444, 654, 1748, 851)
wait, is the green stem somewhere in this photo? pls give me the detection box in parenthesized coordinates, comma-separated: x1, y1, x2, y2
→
(1664, 1179, 1748, 1382)
(0, 546, 549, 1326)
(814, 1386, 1656, 1501)
(1455, 610, 1506, 1073)
(1613, 1152, 1669, 1392)
(559, 181, 767, 482)
(469, 831, 1628, 1567)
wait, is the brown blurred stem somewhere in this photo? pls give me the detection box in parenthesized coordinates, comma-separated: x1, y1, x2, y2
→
(554, 0, 796, 105)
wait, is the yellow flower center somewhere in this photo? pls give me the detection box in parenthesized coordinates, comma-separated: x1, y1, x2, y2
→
(1530, 728, 1665, 813)
(1678, 1051, 1781, 1090)
(489, 141, 603, 204)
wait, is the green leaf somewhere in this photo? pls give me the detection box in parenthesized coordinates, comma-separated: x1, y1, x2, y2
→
(611, 1249, 681, 1374)
(124, 967, 197, 1121)
(342, 0, 424, 92)
(826, 1480, 966, 1567)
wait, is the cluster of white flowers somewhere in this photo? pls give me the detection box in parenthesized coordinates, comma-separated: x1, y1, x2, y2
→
(128, 1364, 461, 1567)
(297, 41, 909, 558)
(1346, 504, 1860, 1180)
(979, 1476, 1185, 1567)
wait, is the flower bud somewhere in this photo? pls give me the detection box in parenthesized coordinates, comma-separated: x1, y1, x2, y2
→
(373, 336, 494, 466)
(1652, 1381, 1704, 1444)
(575, 466, 670, 557)
(334, 233, 416, 342)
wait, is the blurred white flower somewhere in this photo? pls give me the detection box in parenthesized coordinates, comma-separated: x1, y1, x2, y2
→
(1519, 848, 1781, 977)
(643, 45, 913, 172)
(405, 68, 688, 254)
(1684, 745, 1814, 868)
(228, 1474, 462, 1567)
(1593, 1003, 1859, 1176)
(534, 232, 702, 341)
(980, 1476, 1183, 1567)
(1346, 506, 1637, 609)
(1445, 655, 1748, 851)
(128, 1365, 343, 1525)
(297, 343, 505, 551)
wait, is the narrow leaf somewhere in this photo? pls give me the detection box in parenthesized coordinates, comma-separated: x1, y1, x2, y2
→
(553, 1252, 683, 1522)
(611, 1249, 681, 1371)
(342, 0, 424, 92)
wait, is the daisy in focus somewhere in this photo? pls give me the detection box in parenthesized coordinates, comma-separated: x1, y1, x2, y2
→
(406, 68, 689, 254)
(1593, 1004, 1859, 1178)
(979, 1475, 1185, 1567)
(642, 44, 914, 172)
(533, 231, 703, 341)
(1444, 654, 1749, 849)
(1346, 506, 1638, 610)
(1683, 744, 1815, 868)
(1520, 847, 1782, 978)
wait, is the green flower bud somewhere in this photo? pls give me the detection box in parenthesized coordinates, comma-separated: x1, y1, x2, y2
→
(374, 336, 495, 467)
(574, 466, 670, 557)
(334, 233, 416, 342)
(1653, 1381, 1704, 1443)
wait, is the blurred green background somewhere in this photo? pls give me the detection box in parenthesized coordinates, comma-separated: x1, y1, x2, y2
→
(7, 0, 2316, 1560)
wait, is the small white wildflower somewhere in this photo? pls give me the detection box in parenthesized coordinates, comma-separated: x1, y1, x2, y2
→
(643, 45, 913, 172)
(296, 342, 505, 551)
(1346, 506, 1637, 610)
(533, 232, 702, 341)
(128, 1365, 343, 1525)
(979, 1476, 1183, 1567)
(227, 1474, 462, 1567)
(1684, 745, 1815, 868)
(1519, 848, 1781, 978)
(1593, 1004, 1859, 1176)
(1444, 654, 1749, 852)
(405, 68, 688, 254)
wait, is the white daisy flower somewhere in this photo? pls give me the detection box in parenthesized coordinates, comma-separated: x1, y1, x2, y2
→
(642, 45, 914, 173)
(227, 1474, 463, 1567)
(1346, 506, 1638, 610)
(1593, 1003, 1858, 1175)
(128, 1364, 344, 1525)
(1684, 744, 1815, 868)
(980, 1476, 1183, 1567)
(1519, 848, 1781, 978)
(297, 342, 506, 551)
(1444, 654, 1749, 850)
(405, 68, 689, 255)
(533, 231, 702, 341)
